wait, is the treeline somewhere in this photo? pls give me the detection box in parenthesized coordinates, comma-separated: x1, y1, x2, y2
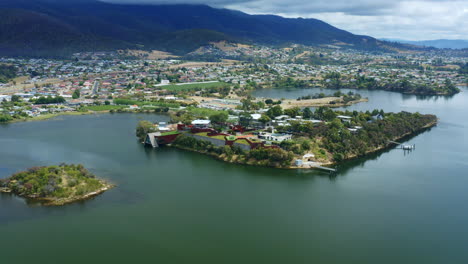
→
(114, 98, 183, 108)
(0, 114, 13, 122)
(297, 91, 361, 103)
(172, 134, 294, 167)
(32, 96, 66, 104)
(322, 72, 460, 95)
(276, 108, 437, 162)
(0, 64, 17, 83)
(0, 164, 104, 198)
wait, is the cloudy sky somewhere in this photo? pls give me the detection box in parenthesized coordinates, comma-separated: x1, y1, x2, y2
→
(106, 0, 468, 40)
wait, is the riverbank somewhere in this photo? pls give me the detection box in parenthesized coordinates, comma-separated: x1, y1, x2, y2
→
(170, 143, 294, 170)
(3, 108, 161, 124)
(0, 182, 114, 206)
(6, 111, 95, 124)
(280, 97, 368, 109)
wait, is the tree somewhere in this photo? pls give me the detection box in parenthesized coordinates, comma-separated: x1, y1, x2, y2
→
(303, 107, 313, 119)
(267, 105, 283, 118)
(259, 114, 271, 124)
(104, 100, 110, 105)
(284, 107, 300, 118)
(239, 112, 253, 127)
(0, 114, 13, 123)
(314, 107, 336, 121)
(72, 89, 81, 99)
(136, 120, 156, 142)
(11, 95, 21, 102)
(209, 112, 228, 125)
(170, 111, 195, 125)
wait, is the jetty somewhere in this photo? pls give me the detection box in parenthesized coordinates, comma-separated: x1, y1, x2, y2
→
(311, 165, 337, 172)
(299, 160, 337, 172)
(389, 141, 416, 150)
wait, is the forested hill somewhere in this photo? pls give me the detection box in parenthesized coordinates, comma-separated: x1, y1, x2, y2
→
(0, 0, 420, 57)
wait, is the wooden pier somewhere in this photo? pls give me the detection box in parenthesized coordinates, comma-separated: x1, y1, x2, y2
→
(389, 141, 415, 150)
(312, 165, 337, 172)
(304, 162, 337, 172)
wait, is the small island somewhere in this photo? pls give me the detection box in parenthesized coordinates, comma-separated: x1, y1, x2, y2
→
(0, 164, 113, 206)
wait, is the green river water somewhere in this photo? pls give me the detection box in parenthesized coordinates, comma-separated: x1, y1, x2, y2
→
(1, 87, 467, 263)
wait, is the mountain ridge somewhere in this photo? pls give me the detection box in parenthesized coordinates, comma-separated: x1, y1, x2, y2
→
(0, 0, 423, 57)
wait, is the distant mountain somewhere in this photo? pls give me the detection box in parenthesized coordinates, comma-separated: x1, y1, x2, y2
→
(0, 0, 420, 57)
(382, 38, 468, 49)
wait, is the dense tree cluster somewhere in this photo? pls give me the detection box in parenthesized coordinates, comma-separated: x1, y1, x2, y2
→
(172, 134, 295, 167)
(248, 148, 294, 167)
(0, 164, 105, 198)
(72, 89, 81, 99)
(0, 114, 13, 122)
(322, 72, 460, 95)
(276, 107, 437, 161)
(136, 120, 157, 142)
(32, 96, 66, 104)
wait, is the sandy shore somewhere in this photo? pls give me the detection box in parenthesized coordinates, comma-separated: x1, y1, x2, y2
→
(280, 97, 368, 109)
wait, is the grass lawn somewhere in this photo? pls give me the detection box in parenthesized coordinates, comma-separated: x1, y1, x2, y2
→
(160, 131, 181, 136)
(185, 107, 228, 117)
(83, 105, 126, 111)
(161, 82, 228, 91)
(235, 139, 251, 145)
(210, 135, 227, 140)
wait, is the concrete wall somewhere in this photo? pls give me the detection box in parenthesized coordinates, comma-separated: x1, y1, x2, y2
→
(186, 134, 226, 147)
(186, 134, 252, 151)
(233, 142, 251, 151)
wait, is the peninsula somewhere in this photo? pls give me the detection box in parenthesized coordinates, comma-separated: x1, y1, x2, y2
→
(0, 164, 113, 206)
(139, 107, 437, 170)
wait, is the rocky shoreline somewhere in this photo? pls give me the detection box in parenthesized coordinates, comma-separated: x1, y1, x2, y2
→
(1, 181, 114, 206)
(0, 164, 115, 206)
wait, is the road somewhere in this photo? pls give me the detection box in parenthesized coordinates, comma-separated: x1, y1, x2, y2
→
(92, 81, 100, 95)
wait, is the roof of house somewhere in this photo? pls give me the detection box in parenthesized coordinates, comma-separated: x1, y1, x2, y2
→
(192, 120, 211, 125)
(337, 115, 352, 119)
(251, 114, 261, 120)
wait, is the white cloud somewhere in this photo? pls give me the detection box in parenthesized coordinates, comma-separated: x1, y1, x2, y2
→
(102, 0, 468, 40)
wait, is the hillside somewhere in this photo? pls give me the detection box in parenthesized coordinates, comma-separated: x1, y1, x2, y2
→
(0, 0, 420, 57)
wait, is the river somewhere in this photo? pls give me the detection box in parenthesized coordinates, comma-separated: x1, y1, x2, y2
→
(1, 87, 467, 263)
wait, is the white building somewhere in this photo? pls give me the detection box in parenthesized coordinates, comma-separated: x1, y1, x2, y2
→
(258, 132, 292, 142)
(191, 119, 211, 128)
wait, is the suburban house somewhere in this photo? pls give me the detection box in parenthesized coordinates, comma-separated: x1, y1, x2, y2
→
(258, 132, 292, 142)
(191, 119, 211, 129)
